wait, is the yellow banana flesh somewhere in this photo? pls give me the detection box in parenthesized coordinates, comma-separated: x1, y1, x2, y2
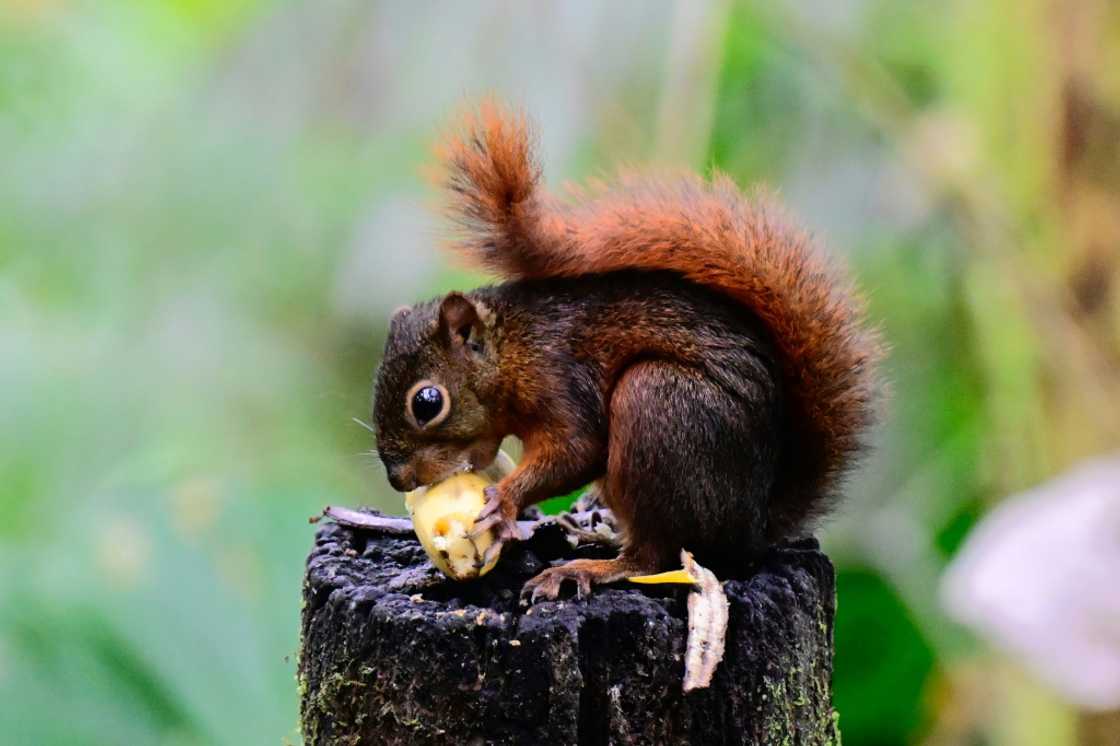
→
(405, 472, 499, 581)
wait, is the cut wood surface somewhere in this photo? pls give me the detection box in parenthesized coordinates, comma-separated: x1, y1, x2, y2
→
(299, 508, 840, 745)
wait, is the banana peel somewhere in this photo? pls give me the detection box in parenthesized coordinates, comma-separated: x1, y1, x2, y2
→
(627, 551, 729, 692)
(681, 551, 729, 692)
(627, 568, 698, 585)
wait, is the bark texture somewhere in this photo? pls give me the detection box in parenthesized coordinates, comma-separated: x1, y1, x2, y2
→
(299, 511, 840, 745)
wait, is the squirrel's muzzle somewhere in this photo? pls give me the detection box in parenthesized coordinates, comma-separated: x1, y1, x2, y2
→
(387, 464, 418, 492)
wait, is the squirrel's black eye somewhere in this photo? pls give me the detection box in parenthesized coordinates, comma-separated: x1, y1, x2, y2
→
(411, 385, 444, 426)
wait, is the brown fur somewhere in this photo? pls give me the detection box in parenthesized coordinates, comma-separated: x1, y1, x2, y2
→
(438, 102, 884, 539)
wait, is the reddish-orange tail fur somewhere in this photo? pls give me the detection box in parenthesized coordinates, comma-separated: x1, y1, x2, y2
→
(439, 102, 883, 538)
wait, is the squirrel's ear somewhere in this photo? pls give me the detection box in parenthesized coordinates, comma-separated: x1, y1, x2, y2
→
(437, 292, 484, 350)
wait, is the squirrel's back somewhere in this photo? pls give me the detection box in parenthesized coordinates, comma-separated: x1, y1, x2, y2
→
(438, 103, 884, 539)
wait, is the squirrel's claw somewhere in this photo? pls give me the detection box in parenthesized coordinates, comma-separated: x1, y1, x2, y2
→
(471, 510, 521, 572)
(521, 572, 563, 604)
(521, 563, 594, 603)
(477, 485, 504, 519)
(468, 485, 523, 559)
(478, 537, 504, 569)
(521, 557, 646, 604)
(466, 511, 502, 539)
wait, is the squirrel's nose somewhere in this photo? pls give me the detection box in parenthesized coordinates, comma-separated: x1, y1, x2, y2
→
(387, 464, 417, 492)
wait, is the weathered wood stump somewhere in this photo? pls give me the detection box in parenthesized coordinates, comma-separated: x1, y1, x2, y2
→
(299, 509, 840, 745)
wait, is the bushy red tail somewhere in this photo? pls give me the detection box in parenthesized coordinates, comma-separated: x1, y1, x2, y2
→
(438, 103, 884, 537)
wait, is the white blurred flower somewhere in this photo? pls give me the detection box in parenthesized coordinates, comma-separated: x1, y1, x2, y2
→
(942, 455, 1120, 710)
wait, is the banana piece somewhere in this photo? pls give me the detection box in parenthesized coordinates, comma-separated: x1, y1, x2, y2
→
(405, 450, 515, 580)
(627, 569, 698, 585)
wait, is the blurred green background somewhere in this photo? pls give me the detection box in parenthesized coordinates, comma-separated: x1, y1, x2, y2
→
(3, 1, 1118, 744)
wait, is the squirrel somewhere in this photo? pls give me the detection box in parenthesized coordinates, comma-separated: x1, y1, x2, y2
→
(372, 102, 883, 601)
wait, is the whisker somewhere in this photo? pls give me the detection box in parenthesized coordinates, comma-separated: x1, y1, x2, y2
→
(354, 452, 386, 473)
(352, 417, 376, 434)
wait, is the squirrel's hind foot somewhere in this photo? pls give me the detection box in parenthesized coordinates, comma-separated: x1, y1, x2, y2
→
(520, 556, 656, 604)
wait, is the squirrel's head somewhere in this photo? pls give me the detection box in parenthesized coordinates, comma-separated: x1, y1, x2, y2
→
(372, 291, 503, 492)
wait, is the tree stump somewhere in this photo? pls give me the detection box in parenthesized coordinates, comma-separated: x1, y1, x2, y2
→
(299, 510, 840, 745)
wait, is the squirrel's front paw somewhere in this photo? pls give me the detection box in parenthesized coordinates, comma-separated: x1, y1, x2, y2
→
(468, 485, 523, 567)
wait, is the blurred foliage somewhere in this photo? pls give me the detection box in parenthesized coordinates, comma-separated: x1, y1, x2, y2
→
(833, 567, 936, 746)
(2, 0, 1118, 744)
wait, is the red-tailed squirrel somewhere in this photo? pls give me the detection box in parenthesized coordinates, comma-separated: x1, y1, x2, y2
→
(373, 103, 883, 601)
